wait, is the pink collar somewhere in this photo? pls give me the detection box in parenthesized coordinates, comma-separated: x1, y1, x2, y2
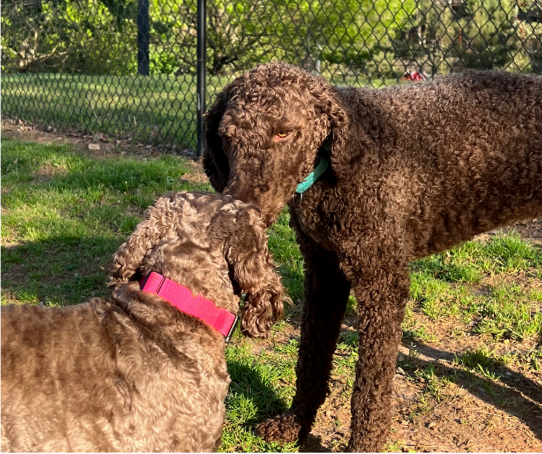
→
(140, 272, 238, 341)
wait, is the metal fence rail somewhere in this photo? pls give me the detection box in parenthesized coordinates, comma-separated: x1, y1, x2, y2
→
(2, 0, 541, 153)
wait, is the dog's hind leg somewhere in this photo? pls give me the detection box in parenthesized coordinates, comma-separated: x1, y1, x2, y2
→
(257, 211, 351, 443)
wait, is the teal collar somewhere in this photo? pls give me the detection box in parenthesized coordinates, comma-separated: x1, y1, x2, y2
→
(295, 137, 332, 194)
(295, 157, 329, 194)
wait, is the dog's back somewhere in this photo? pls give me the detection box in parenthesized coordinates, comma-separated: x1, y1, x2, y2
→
(1, 292, 229, 452)
(338, 71, 542, 259)
(2, 302, 112, 452)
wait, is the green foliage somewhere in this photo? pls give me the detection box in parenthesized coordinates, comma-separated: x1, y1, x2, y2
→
(3, 0, 541, 77)
(393, 0, 541, 74)
(2, 0, 137, 74)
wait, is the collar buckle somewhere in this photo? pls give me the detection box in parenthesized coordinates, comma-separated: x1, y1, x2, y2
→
(225, 315, 239, 343)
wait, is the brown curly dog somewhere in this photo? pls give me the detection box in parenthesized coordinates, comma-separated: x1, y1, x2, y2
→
(203, 62, 542, 451)
(1, 191, 285, 452)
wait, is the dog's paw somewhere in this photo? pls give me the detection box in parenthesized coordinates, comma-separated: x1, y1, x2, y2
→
(256, 414, 306, 443)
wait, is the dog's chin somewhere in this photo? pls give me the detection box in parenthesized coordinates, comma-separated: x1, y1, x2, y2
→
(262, 199, 293, 227)
(264, 213, 277, 228)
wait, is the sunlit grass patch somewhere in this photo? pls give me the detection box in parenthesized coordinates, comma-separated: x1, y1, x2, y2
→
(1, 138, 208, 306)
(267, 211, 304, 305)
(410, 272, 463, 318)
(408, 231, 542, 343)
(411, 232, 542, 282)
(474, 284, 542, 340)
(481, 234, 542, 272)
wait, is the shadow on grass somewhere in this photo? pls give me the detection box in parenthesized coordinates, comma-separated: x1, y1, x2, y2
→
(1, 235, 123, 306)
(226, 360, 290, 425)
(401, 341, 542, 442)
(225, 356, 335, 452)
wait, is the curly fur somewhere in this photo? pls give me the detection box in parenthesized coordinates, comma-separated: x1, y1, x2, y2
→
(203, 62, 542, 451)
(1, 191, 286, 452)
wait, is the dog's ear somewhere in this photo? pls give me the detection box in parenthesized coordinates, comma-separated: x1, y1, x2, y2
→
(107, 215, 159, 284)
(203, 89, 231, 193)
(307, 78, 371, 179)
(107, 194, 178, 284)
(225, 210, 287, 339)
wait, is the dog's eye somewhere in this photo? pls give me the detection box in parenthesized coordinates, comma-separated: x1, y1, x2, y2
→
(274, 131, 291, 141)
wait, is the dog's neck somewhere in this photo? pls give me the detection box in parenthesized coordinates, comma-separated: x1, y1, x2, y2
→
(137, 241, 241, 315)
(294, 136, 333, 195)
(139, 272, 238, 341)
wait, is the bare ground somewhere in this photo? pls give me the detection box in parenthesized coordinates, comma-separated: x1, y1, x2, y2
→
(3, 122, 541, 452)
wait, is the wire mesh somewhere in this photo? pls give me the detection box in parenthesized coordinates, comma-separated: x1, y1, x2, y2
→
(2, 0, 541, 151)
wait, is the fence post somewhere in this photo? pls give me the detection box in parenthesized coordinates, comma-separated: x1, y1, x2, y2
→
(196, 0, 206, 158)
(137, 0, 150, 76)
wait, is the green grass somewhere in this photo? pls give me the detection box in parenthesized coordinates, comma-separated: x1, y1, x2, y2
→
(474, 284, 542, 340)
(2, 74, 231, 149)
(3, 137, 542, 452)
(411, 235, 542, 284)
(221, 342, 298, 452)
(2, 74, 401, 151)
(1, 137, 212, 305)
(267, 212, 305, 304)
(407, 236, 542, 340)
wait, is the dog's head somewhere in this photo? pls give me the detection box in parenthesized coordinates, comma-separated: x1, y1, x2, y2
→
(203, 61, 349, 225)
(108, 192, 286, 339)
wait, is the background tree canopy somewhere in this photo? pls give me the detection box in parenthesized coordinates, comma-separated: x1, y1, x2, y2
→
(2, 0, 541, 78)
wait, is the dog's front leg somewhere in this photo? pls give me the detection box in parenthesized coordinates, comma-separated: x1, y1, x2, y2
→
(346, 249, 410, 452)
(258, 211, 351, 444)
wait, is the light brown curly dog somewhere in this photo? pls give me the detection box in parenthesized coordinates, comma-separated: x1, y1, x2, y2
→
(203, 62, 542, 451)
(1, 191, 285, 452)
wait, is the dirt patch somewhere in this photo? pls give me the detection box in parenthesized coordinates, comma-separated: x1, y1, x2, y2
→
(387, 356, 542, 453)
(481, 270, 542, 291)
(478, 219, 542, 246)
(501, 220, 542, 246)
(287, 322, 542, 453)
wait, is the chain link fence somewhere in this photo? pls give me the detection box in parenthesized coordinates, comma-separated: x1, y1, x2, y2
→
(2, 0, 542, 151)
